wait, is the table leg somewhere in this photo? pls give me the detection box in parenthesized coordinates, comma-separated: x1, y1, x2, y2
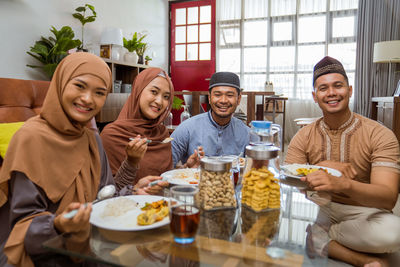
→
(246, 92, 255, 125)
(192, 92, 201, 116)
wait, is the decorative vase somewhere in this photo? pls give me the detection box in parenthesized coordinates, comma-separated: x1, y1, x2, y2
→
(124, 51, 138, 64)
(138, 55, 144, 64)
(111, 46, 121, 61)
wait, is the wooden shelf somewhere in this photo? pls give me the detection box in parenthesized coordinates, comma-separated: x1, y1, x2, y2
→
(103, 58, 150, 93)
(371, 96, 400, 143)
(96, 59, 150, 123)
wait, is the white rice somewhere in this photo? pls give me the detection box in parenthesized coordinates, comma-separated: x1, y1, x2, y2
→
(101, 197, 138, 217)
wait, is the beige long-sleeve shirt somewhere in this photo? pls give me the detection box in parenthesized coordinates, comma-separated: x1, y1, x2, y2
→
(285, 112, 400, 185)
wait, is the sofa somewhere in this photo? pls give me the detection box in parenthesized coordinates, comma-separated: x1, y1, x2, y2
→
(0, 78, 50, 123)
(0, 78, 50, 166)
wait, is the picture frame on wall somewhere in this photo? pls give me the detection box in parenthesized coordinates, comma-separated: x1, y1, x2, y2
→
(394, 80, 400, 96)
(100, 44, 111, 59)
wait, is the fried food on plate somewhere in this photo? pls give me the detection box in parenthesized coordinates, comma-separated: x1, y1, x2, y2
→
(137, 200, 169, 226)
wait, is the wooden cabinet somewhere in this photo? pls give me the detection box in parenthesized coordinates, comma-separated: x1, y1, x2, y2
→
(96, 59, 149, 124)
(371, 96, 400, 143)
(103, 58, 149, 93)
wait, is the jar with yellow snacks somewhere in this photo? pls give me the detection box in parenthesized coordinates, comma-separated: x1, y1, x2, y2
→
(199, 157, 237, 210)
(241, 145, 281, 212)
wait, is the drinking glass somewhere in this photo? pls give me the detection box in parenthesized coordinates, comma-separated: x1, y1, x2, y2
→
(180, 105, 191, 123)
(223, 155, 240, 187)
(169, 185, 200, 244)
(163, 112, 173, 128)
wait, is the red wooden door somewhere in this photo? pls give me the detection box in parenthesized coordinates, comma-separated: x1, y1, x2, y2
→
(170, 0, 216, 124)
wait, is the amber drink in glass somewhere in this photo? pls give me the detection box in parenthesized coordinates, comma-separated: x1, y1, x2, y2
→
(169, 185, 200, 244)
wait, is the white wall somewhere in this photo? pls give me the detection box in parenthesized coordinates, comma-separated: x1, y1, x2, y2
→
(0, 0, 169, 80)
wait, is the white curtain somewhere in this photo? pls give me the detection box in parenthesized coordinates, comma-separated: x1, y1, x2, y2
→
(217, 0, 358, 142)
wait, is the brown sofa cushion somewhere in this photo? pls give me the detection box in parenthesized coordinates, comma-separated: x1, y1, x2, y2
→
(0, 78, 50, 165)
(0, 78, 50, 123)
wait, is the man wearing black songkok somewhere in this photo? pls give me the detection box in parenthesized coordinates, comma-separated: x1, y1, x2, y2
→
(171, 72, 250, 168)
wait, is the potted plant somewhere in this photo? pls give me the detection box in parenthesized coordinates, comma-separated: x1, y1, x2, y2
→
(122, 32, 145, 63)
(27, 26, 81, 79)
(172, 96, 184, 110)
(145, 55, 152, 65)
(72, 4, 97, 51)
(136, 42, 148, 64)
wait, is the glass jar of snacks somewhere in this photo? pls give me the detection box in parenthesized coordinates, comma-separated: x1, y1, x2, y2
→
(241, 145, 281, 212)
(199, 157, 236, 210)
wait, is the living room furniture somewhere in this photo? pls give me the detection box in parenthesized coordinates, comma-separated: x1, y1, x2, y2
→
(0, 77, 50, 167)
(370, 96, 400, 143)
(370, 96, 400, 216)
(0, 78, 50, 123)
(103, 58, 149, 93)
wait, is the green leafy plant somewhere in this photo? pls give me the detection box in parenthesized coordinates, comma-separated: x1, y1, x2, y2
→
(27, 26, 82, 79)
(172, 96, 184, 110)
(136, 42, 148, 57)
(145, 55, 152, 62)
(72, 4, 97, 50)
(123, 32, 146, 53)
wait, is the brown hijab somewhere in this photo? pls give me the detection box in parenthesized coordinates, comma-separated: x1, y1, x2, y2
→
(101, 68, 174, 178)
(0, 52, 111, 266)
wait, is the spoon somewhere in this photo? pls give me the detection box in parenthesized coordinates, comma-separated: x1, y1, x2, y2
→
(63, 184, 116, 219)
(129, 137, 174, 144)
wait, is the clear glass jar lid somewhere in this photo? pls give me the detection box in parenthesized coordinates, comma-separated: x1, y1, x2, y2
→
(200, 157, 232, 172)
(245, 145, 279, 160)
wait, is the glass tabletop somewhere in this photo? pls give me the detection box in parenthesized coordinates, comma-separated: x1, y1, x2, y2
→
(43, 184, 331, 267)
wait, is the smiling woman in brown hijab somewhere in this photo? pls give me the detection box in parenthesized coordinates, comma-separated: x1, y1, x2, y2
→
(0, 52, 149, 267)
(100, 68, 174, 189)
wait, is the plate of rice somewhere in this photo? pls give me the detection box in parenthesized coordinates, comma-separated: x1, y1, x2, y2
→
(90, 195, 169, 231)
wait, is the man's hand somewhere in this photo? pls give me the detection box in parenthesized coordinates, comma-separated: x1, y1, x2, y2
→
(185, 146, 204, 168)
(126, 135, 148, 166)
(317, 160, 357, 180)
(135, 175, 169, 195)
(301, 170, 351, 193)
(54, 202, 91, 233)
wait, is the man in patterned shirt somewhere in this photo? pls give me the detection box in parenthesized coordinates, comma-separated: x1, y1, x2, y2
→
(285, 56, 400, 267)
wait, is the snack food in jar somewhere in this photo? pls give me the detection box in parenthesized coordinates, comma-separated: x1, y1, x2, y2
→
(199, 157, 236, 210)
(242, 145, 281, 212)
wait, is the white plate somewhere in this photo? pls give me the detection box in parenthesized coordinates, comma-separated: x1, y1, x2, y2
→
(90, 195, 169, 231)
(280, 164, 342, 179)
(161, 168, 200, 186)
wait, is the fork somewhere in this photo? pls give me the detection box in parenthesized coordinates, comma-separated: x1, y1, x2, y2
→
(128, 137, 173, 144)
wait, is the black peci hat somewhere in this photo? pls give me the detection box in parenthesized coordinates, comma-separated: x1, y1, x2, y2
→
(313, 56, 348, 85)
(209, 72, 240, 93)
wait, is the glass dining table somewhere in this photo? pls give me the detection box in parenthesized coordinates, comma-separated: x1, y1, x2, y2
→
(43, 183, 331, 267)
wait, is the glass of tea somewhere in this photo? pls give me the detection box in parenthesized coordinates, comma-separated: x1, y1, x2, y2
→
(169, 185, 200, 244)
